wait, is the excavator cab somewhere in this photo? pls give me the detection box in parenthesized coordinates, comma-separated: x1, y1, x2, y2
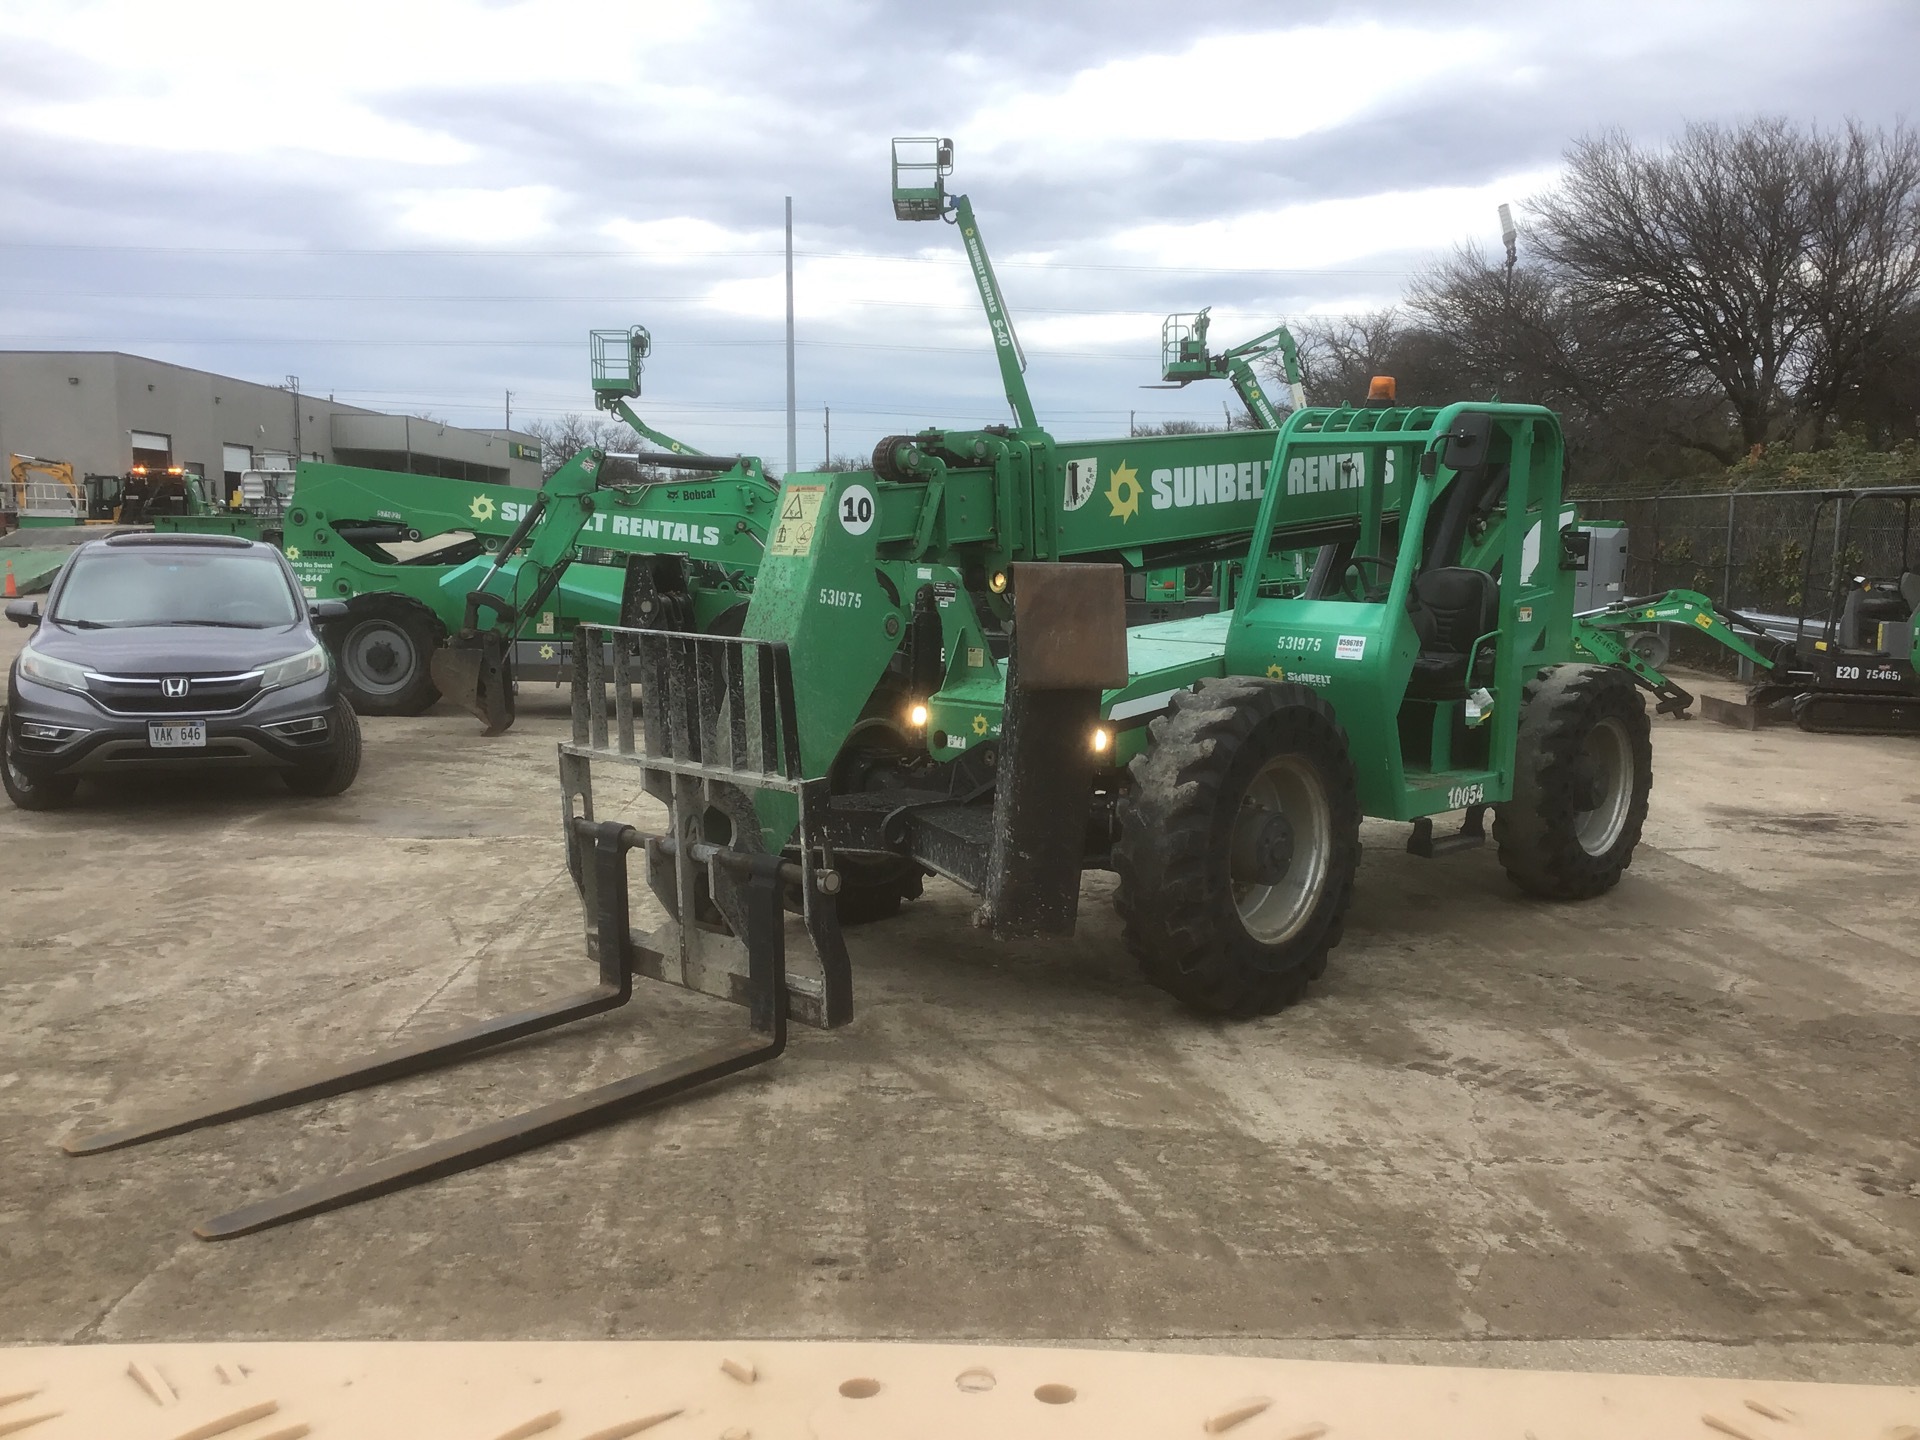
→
(891, 136, 954, 220)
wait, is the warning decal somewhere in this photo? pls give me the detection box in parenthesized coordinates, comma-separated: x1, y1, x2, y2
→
(769, 484, 826, 557)
(1063, 457, 1097, 512)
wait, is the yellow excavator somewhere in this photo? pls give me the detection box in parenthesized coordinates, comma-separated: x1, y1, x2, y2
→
(4, 453, 88, 530)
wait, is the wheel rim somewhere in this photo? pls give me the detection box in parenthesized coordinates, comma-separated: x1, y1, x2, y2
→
(1229, 754, 1331, 945)
(4, 725, 30, 792)
(341, 618, 417, 697)
(1574, 715, 1634, 856)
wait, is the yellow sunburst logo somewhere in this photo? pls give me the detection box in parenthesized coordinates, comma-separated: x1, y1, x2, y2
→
(1266, 663, 1286, 679)
(971, 713, 989, 736)
(539, 644, 556, 659)
(1104, 460, 1141, 522)
(469, 494, 496, 523)
(285, 546, 301, 560)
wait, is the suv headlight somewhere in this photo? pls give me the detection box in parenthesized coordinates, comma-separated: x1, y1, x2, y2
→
(17, 646, 90, 692)
(260, 642, 329, 690)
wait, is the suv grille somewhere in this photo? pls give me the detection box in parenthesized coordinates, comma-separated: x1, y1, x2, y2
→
(87, 671, 263, 715)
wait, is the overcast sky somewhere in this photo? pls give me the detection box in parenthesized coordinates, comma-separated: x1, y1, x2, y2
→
(2, 0, 1915, 469)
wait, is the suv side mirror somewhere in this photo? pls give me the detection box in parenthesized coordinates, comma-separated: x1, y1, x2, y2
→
(309, 599, 349, 622)
(5, 598, 41, 628)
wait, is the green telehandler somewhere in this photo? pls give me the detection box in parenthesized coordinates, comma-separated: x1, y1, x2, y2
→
(69, 404, 1651, 1236)
(70, 146, 1671, 1239)
(210, 326, 776, 724)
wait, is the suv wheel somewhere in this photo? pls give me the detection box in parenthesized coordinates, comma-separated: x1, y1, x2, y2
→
(3, 716, 79, 811)
(283, 701, 363, 797)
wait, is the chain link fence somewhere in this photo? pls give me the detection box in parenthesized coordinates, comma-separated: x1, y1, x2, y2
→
(1578, 485, 1920, 620)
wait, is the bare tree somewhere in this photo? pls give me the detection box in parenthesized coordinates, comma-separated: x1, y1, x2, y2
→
(522, 412, 684, 484)
(1798, 122, 1920, 446)
(1288, 311, 1411, 402)
(1133, 419, 1225, 436)
(1531, 121, 1821, 460)
(1312, 118, 1920, 485)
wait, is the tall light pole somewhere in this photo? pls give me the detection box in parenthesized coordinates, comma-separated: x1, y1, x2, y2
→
(785, 196, 797, 477)
(1497, 204, 1519, 397)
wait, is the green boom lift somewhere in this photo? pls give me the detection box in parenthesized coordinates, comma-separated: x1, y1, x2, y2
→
(1154, 306, 1308, 426)
(892, 136, 1037, 430)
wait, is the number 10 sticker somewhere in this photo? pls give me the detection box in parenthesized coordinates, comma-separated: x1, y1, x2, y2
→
(838, 483, 875, 536)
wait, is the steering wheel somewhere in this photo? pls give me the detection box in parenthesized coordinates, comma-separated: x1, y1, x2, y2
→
(1339, 555, 1393, 603)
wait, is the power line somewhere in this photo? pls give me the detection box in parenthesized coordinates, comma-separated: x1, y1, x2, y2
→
(0, 334, 1155, 359)
(0, 293, 1333, 319)
(0, 239, 1417, 278)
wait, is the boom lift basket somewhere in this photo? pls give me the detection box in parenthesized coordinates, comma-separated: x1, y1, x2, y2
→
(589, 325, 650, 405)
(890, 136, 953, 220)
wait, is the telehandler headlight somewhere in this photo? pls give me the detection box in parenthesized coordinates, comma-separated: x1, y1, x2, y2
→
(909, 702, 929, 728)
(989, 570, 1008, 594)
(1091, 725, 1111, 754)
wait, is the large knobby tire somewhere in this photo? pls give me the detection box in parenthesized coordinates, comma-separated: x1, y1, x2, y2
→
(1495, 664, 1652, 899)
(2, 717, 78, 811)
(332, 598, 443, 716)
(815, 702, 933, 928)
(1115, 677, 1361, 1019)
(833, 859, 926, 925)
(283, 700, 363, 797)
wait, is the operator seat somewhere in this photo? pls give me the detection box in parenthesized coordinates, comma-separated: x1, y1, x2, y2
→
(1404, 437, 1507, 700)
(1839, 579, 1913, 651)
(1405, 567, 1499, 699)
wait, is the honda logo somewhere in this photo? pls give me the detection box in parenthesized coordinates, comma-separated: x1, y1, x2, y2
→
(161, 678, 189, 698)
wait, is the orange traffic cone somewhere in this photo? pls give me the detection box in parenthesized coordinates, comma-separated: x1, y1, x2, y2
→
(3, 561, 15, 599)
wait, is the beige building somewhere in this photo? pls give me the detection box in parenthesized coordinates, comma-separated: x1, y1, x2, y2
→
(0, 350, 543, 493)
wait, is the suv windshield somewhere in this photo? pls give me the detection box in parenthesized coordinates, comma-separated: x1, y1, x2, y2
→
(51, 548, 299, 629)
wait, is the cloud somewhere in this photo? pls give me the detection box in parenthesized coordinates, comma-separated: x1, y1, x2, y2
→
(964, 21, 1499, 163)
(3, 0, 1917, 459)
(0, 0, 715, 163)
(1108, 169, 1561, 275)
(389, 186, 564, 244)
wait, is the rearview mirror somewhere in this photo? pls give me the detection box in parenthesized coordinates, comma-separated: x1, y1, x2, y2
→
(309, 599, 349, 622)
(1442, 412, 1493, 472)
(5, 598, 40, 628)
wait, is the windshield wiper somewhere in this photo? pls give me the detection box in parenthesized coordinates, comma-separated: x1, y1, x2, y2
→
(157, 619, 272, 629)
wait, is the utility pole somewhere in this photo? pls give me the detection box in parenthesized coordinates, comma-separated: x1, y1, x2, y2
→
(286, 375, 300, 460)
(1498, 203, 1518, 291)
(504, 389, 513, 432)
(784, 196, 797, 477)
(824, 405, 830, 468)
